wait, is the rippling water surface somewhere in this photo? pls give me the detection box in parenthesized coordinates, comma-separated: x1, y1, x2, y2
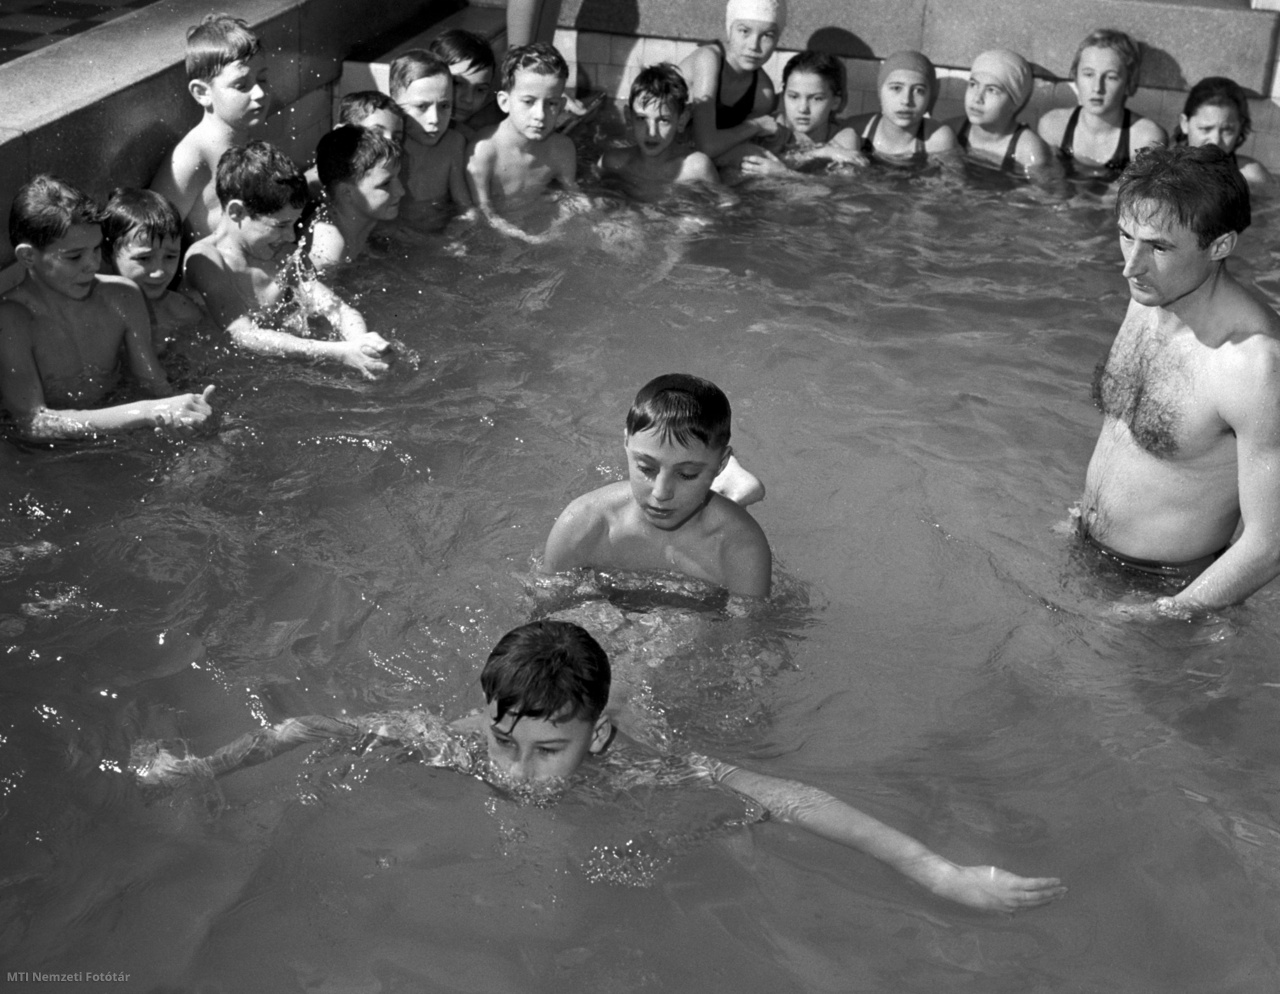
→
(3, 153, 1280, 992)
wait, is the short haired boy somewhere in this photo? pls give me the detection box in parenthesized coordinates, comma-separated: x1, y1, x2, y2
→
(542, 374, 771, 598)
(466, 43, 580, 243)
(150, 14, 270, 241)
(183, 142, 391, 379)
(600, 64, 720, 193)
(427, 29, 501, 137)
(304, 92, 403, 199)
(389, 50, 471, 210)
(135, 619, 1066, 914)
(0, 176, 214, 441)
(305, 126, 405, 271)
(102, 188, 211, 354)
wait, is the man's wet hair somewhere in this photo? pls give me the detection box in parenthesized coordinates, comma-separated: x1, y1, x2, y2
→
(1069, 28, 1142, 96)
(102, 188, 182, 255)
(315, 126, 401, 194)
(186, 13, 261, 82)
(629, 63, 690, 115)
(9, 174, 104, 252)
(782, 50, 844, 99)
(1116, 145, 1250, 248)
(337, 90, 401, 127)
(428, 28, 497, 76)
(389, 49, 451, 99)
(215, 141, 308, 214)
(499, 42, 569, 92)
(626, 373, 732, 451)
(481, 621, 611, 727)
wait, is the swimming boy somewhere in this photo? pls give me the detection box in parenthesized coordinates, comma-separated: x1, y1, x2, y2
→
(427, 29, 501, 137)
(1036, 29, 1165, 182)
(850, 51, 959, 166)
(304, 91, 404, 199)
(389, 50, 471, 209)
(542, 374, 771, 599)
(1080, 145, 1280, 616)
(466, 43, 580, 242)
(150, 14, 270, 241)
(305, 126, 405, 271)
(948, 49, 1052, 176)
(134, 619, 1066, 914)
(680, 0, 783, 165)
(0, 176, 214, 440)
(600, 64, 719, 193)
(184, 142, 390, 379)
(102, 188, 210, 355)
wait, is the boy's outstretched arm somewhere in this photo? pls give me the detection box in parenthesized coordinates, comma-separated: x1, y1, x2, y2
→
(693, 756, 1067, 913)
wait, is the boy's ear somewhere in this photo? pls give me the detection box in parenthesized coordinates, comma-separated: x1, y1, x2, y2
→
(588, 714, 613, 755)
(189, 78, 213, 108)
(1208, 230, 1238, 261)
(1179, 113, 1191, 135)
(13, 243, 38, 268)
(496, 88, 511, 114)
(224, 199, 249, 223)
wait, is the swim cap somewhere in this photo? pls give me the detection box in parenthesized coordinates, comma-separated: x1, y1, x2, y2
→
(877, 50, 938, 111)
(725, 0, 786, 36)
(970, 48, 1034, 112)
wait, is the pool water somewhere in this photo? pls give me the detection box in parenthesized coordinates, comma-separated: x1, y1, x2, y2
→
(2, 146, 1280, 992)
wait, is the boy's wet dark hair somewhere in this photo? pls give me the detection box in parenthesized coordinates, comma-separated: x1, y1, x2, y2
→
(629, 63, 690, 115)
(626, 373, 732, 451)
(481, 621, 611, 726)
(782, 50, 844, 98)
(337, 90, 401, 127)
(499, 42, 569, 92)
(185, 13, 261, 82)
(9, 174, 104, 252)
(389, 49, 451, 99)
(102, 188, 182, 256)
(315, 126, 401, 194)
(214, 141, 308, 214)
(1177, 76, 1252, 146)
(1069, 28, 1142, 96)
(1116, 145, 1250, 249)
(428, 28, 497, 75)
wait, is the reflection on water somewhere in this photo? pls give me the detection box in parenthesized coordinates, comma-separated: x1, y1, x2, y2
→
(2, 153, 1280, 991)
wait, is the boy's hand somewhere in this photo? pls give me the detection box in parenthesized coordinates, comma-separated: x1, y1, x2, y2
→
(153, 385, 215, 428)
(931, 861, 1067, 913)
(341, 339, 390, 379)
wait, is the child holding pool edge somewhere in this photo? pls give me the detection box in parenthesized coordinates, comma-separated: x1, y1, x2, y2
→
(1036, 29, 1165, 181)
(1175, 77, 1272, 188)
(134, 619, 1067, 914)
(948, 49, 1052, 176)
(542, 374, 769, 599)
(850, 51, 960, 167)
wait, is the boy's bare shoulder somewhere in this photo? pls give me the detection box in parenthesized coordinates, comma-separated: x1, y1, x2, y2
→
(561, 480, 633, 520)
(159, 288, 206, 323)
(440, 129, 467, 157)
(677, 149, 718, 183)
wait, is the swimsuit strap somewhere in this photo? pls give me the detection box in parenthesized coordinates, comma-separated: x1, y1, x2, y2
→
(956, 120, 971, 152)
(1000, 124, 1026, 173)
(1058, 106, 1081, 161)
(1105, 108, 1132, 172)
(860, 114, 881, 156)
(914, 119, 927, 156)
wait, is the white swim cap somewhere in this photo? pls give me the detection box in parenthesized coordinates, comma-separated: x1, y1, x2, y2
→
(725, 0, 786, 36)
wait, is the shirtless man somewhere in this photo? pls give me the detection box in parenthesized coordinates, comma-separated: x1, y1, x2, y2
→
(1080, 144, 1280, 616)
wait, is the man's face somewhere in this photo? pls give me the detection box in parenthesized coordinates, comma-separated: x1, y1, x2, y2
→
(484, 702, 608, 782)
(450, 60, 494, 122)
(625, 427, 728, 532)
(205, 54, 270, 128)
(113, 232, 181, 300)
(24, 223, 102, 300)
(397, 73, 453, 146)
(497, 69, 565, 143)
(349, 161, 404, 221)
(629, 97, 684, 157)
(1118, 201, 1223, 308)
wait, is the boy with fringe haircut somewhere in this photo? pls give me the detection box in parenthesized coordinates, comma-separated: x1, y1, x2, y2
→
(390, 50, 471, 210)
(305, 126, 405, 271)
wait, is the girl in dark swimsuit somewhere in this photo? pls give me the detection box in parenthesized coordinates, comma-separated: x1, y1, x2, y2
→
(849, 50, 958, 168)
(950, 49, 1051, 176)
(1036, 29, 1166, 182)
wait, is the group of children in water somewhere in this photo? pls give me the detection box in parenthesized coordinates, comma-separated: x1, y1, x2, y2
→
(5, 0, 1269, 918)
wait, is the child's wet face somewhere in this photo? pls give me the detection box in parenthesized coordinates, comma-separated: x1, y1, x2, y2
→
(1075, 46, 1127, 116)
(964, 74, 1014, 129)
(725, 19, 778, 71)
(484, 703, 605, 782)
(350, 160, 404, 220)
(358, 108, 404, 143)
(238, 205, 300, 261)
(879, 71, 930, 130)
(207, 54, 270, 128)
(499, 70, 565, 142)
(450, 60, 494, 122)
(1183, 102, 1242, 153)
(397, 73, 453, 145)
(113, 232, 181, 300)
(629, 97, 684, 157)
(26, 224, 102, 299)
(625, 428, 727, 531)
(783, 71, 836, 137)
